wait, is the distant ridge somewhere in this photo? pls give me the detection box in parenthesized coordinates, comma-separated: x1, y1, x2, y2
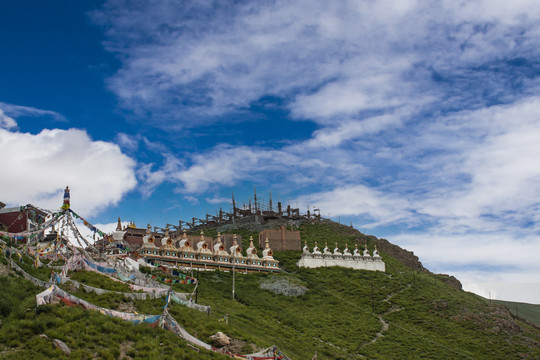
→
(492, 299, 540, 327)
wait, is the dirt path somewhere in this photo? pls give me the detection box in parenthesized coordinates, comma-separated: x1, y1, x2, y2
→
(364, 283, 412, 346)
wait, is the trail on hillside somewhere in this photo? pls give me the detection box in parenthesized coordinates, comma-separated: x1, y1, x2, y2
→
(320, 280, 413, 358)
(363, 283, 412, 346)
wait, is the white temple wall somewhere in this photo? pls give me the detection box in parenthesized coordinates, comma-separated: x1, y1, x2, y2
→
(297, 256, 385, 272)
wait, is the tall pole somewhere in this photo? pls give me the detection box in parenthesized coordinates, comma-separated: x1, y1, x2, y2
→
(232, 192, 236, 220)
(254, 187, 257, 214)
(196, 266, 200, 303)
(232, 242, 236, 301)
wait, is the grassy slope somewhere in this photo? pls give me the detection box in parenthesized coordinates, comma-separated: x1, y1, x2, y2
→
(0, 272, 227, 360)
(1, 222, 539, 359)
(172, 222, 539, 359)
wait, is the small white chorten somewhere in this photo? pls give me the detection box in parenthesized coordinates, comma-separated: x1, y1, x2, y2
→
(214, 232, 230, 257)
(363, 244, 371, 258)
(246, 236, 259, 259)
(178, 229, 194, 252)
(262, 238, 274, 260)
(312, 242, 322, 254)
(196, 230, 212, 255)
(323, 242, 332, 255)
(161, 228, 175, 249)
(230, 234, 244, 258)
(302, 240, 310, 254)
(373, 245, 380, 259)
(142, 224, 156, 247)
(111, 217, 126, 242)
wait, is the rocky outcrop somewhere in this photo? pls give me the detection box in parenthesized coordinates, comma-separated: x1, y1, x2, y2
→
(452, 304, 524, 336)
(260, 276, 308, 297)
(435, 273, 463, 291)
(375, 238, 428, 272)
(371, 238, 464, 290)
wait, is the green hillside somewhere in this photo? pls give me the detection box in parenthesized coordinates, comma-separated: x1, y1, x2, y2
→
(1, 221, 539, 359)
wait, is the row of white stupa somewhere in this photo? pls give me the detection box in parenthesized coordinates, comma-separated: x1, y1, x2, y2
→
(137, 228, 280, 270)
(302, 241, 381, 259)
(298, 242, 385, 271)
(141, 229, 274, 259)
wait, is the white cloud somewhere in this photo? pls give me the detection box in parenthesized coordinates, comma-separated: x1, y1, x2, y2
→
(174, 145, 287, 193)
(390, 230, 540, 303)
(116, 132, 139, 152)
(0, 102, 66, 122)
(295, 185, 412, 228)
(183, 195, 199, 205)
(290, 59, 421, 122)
(139, 142, 374, 197)
(303, 113, 403, 149)
(206, 196, 231, 205)
(137, 154, 183, 197)
(392, 232, 540, 274)
(138, 96, 540, 234)
(0, 127, 137, 217)
(463, 282, 540, 304)
(93, 0, 540, 128)
(0, 109, 17, 129)
(408, 98, 540, 233)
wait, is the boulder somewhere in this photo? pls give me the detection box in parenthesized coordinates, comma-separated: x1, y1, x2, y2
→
(53, 338, 71, 355)
(210, 331, 231, 347)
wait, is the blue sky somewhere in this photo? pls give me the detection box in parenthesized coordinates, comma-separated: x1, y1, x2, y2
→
(1, 0, 540, 303)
